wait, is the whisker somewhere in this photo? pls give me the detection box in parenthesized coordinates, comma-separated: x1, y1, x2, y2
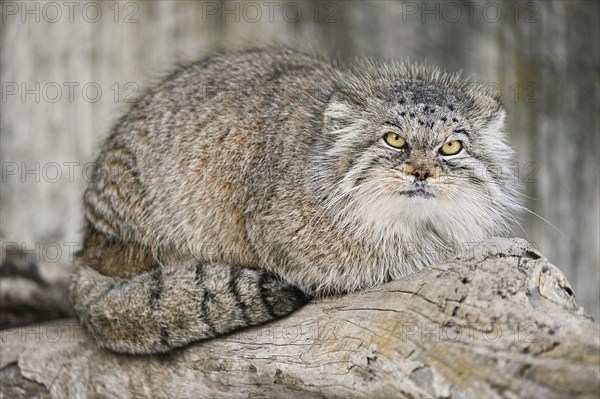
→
(517, 205, 561, 233)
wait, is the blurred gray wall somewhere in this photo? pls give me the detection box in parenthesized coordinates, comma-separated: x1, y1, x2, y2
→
(1, 0, 599, 320)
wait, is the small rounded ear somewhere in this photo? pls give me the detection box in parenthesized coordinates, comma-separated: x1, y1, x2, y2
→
(471, 90, 506, 132)
(472, 88, 503, 114)
(487, 105, 506, 132)
(323, 94, 353, 131)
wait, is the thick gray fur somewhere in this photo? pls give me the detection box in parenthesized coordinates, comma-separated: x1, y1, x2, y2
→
(70, 48, 519, 354)
(70, 262, 307, 353)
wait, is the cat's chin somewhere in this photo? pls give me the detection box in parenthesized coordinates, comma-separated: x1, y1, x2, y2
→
(353, 193, 440, 229)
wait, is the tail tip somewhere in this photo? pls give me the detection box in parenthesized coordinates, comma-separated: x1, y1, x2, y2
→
(266, 279, 310, 317)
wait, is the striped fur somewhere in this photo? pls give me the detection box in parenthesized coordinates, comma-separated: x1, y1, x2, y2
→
(70, 48, 519, 354)
(70, 261, 308, 354)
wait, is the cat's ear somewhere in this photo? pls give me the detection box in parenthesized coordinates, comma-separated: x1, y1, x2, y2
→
(473, 92, 506, 133)
(323, 94, 354, 131)
(468, 81, 505, 129)
(485, 104, 506, 133)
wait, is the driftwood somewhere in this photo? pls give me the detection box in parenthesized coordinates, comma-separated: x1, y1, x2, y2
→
(1, 238, 598, 398)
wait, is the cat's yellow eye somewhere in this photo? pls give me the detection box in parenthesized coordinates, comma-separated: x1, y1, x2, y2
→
(439, 140, 463, 156)
(384, 132, 407, 149)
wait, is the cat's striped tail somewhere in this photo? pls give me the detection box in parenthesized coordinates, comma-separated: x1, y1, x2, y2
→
(69, 262, 309, 354)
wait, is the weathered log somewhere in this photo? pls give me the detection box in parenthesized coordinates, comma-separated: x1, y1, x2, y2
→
(1, 238, 598, 398)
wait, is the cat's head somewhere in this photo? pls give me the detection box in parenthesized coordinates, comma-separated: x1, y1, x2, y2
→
(313, 62, 519, 243)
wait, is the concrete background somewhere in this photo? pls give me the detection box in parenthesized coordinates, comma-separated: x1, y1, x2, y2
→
(1, 0, 598, 320)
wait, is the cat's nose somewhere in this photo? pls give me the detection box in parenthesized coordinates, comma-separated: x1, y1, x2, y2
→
(413, 168, 430, 181)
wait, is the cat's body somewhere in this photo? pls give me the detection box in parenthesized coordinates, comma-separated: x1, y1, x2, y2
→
(70, 48, 518, 354)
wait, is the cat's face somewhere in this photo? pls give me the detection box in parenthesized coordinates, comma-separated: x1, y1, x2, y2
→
(316, 80, 518, 242)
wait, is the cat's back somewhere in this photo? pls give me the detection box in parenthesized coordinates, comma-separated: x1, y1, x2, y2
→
(86, 48, 335, 253)
(109, 48, 336, 157)
(145, 47, 334, 111)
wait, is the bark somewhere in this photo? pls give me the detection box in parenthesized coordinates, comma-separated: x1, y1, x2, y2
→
(1, 238, 598, 398)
